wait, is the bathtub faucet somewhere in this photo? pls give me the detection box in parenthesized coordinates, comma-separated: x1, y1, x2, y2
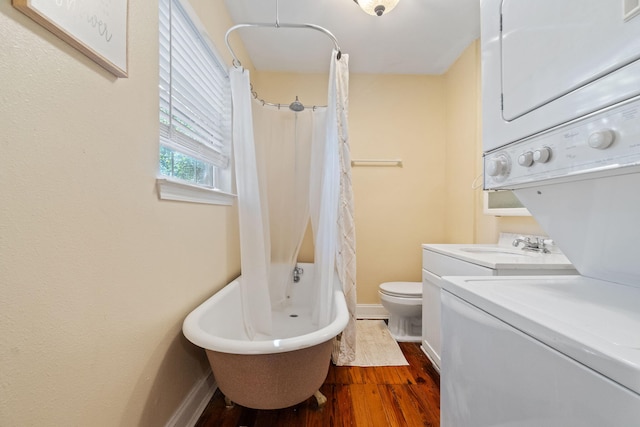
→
(293, 266, 304, 283)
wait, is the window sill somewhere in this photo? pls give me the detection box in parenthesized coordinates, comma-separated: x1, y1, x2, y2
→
(156, 178, 236, 206)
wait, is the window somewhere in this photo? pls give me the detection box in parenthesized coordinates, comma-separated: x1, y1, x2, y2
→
(157, 0, 234, 205)
(483, 190, 530, 216)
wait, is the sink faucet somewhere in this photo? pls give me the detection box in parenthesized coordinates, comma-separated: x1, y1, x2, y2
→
(512, 236, 551, 253)
(512, 236, 531, 247)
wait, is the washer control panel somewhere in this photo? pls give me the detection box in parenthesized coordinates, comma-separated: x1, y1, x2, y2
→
(484, 100, 640, 189)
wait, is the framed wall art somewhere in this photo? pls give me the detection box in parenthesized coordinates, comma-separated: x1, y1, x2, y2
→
(13, 0, 128, 78)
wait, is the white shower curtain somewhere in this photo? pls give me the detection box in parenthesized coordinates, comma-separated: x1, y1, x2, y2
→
(231, 67, 314, 338)
(230, 67, 272, 339)
(252, 106, 313, 308)
(230, 51, 355, 361)
(310, 50, 356, 365)
(333, 51, 356, 365)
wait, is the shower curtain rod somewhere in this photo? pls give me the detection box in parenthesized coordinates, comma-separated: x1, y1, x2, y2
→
(225, 1, 342, 111)
(224, 22, 342, 68)
(249, 84, 325, 111)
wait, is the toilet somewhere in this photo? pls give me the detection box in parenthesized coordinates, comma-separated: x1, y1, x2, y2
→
(378, 281, 422, 342)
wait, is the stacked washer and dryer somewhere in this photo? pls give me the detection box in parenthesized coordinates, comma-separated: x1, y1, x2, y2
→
(441, 1, 640, 426)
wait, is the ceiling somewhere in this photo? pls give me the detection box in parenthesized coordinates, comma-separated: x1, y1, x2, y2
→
(223, 0, 480, 75)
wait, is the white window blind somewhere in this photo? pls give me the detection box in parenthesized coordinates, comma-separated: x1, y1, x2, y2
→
(158, 0, 232, 196)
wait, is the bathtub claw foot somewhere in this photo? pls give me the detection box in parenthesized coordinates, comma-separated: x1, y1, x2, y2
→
(224, 395, 234, 409)
(313, 390, 327, 409)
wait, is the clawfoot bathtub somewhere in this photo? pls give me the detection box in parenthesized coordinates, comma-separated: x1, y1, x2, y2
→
(182, 263, 349, 409)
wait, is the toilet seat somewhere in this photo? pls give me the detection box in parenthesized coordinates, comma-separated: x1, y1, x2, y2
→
(379, 281, 422, 298)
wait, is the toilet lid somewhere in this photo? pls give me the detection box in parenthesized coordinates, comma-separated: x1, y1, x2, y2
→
(380, 281, 422, 298)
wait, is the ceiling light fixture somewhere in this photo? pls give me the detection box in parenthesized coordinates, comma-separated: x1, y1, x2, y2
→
(353, 0, 400, 17)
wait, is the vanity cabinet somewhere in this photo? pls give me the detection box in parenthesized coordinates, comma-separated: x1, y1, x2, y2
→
(421, 244, 577, 371)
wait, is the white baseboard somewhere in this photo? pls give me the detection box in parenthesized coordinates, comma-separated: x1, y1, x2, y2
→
(165, 372, 216, 427)
(356, 304, 389, 319)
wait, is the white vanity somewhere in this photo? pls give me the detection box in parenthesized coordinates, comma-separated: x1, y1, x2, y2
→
(421, 235, 577, 371)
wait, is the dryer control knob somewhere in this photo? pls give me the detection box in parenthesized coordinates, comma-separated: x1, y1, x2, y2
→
(486, 154, 510, 177)
(533, 147, 552, 163)
(518, 151, 534, 167)
(588, 129, 615, 149)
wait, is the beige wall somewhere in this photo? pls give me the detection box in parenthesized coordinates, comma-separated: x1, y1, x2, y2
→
(0, 1, 245, 426)
(256, 42, 544, 305)
(253, 72, 447, 305)
(349, 74, 447, 304)
(443, 40, 545, 244)
(443, 41, 481, 243)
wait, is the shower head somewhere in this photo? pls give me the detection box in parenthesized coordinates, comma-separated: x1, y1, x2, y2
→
(289, 96, 305, 112)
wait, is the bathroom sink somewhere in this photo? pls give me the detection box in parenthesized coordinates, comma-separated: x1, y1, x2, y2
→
(459, 247, 530, 256)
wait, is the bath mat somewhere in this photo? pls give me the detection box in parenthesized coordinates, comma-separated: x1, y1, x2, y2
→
(343, 320, 409, 367)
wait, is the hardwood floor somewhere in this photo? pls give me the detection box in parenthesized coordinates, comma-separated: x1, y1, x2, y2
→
(194, 343, 440, 426)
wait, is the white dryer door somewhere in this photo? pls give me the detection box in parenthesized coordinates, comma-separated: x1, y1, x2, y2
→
(502, 0, 640, 121)
(481, 0, 640, 150)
